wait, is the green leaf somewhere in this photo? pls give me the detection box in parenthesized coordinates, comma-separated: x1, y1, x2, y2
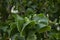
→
(16, 15, 24, 33)
(33, 14, 49, 31)
(12, 14, 24, 33)
(27, 32, 37, 40)
(33, 14, 48, 24)
(21, 22, 30, 34)
(39, 26, 51, 33)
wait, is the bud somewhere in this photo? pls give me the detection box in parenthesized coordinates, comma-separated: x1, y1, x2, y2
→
(11, 6, 18, 13)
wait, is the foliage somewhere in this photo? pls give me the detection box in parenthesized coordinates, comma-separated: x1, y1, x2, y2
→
(0, 0, 60, 40)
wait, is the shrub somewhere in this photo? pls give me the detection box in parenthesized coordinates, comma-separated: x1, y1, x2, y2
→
(0, 0, 60, 40)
